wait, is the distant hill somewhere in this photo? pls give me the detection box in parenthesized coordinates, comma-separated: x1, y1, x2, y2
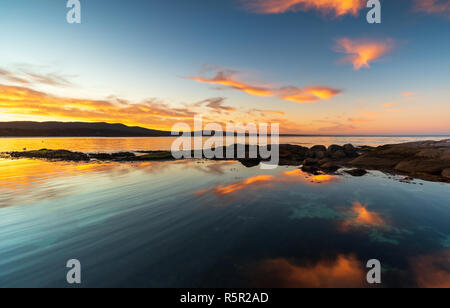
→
(0, 122, 173, 137)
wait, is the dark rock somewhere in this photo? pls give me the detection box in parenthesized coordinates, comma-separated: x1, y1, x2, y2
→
(318, 158, 331, 165)
(320, 162, 340, 173)
(327, 144, 344, 153)
(331, 150, 347, 159)
(349, 139, 450, 181)
(239, 158, 261, 168)
(344, 168, 368, 177)
(442, 168, 450, 179)
(343, 144, 358, 157)
(301, 165, 320, 175)
(10, 149, 89, 161)
(303, 158, 319, 166)
(90, 152, 136, 160)
(315, 151, 326, 159)
(311, 145, 327, 152)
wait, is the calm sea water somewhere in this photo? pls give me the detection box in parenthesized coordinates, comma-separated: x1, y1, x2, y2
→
(0, 137, 449, 287)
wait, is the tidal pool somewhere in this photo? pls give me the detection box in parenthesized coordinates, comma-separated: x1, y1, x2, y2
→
(0, 158, 449, 287)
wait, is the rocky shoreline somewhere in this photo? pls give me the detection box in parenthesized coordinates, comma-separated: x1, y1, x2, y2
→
(3, 139, 450, 183)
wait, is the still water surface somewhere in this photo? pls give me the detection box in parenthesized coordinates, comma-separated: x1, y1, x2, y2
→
(0, 137, 449, 287)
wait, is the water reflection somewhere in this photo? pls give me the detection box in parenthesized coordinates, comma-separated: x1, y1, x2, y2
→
(340, 201, 387, 231)
(196, 169, 338, 197)
(0, 158, 449, 287)
(252, 255, 365, 288)
(412, 249, 450, 288)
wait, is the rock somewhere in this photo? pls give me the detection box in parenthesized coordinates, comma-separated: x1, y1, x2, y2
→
(90, 152, 136, 160)
(344, 168, 368, 177)
(349, 139, 450, 182)
(239, 158, 261, 168)
(306, 145, 328, 159)
(315, 151, 326, 159)
(331, 150, 347, 159)
(394, 159, 447, 175)
(311, 145, 327, 152)
(442, 168, 450, 179)
(327, 144, 344, 153)
(301, 165, 320, 174)
(10, 149, 89, 161)
(303, 158, 319, 166)
(318, 158, 331, 165)
(320, 162, 340, 173)
(343, 144, 358, 157)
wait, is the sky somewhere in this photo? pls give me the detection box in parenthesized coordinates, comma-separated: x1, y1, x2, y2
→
(0, 0, 449, 134)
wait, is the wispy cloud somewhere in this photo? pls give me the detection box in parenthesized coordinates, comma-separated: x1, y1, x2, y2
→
(413, 0, 450, 17)
(0, 69, 30, 85)
(241, 0, 366, 17)
(402, 91, 417, 97)
(195, 97, 237, 113)
(0, 67, 73, 87)
(381, 102, 400, 107)
(334, 38, 395, 70)
(188, 68, 341, 104)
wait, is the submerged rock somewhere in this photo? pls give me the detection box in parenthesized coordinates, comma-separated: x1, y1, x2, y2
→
(344, 168, 368, 177)
(10, 149, 89, 161)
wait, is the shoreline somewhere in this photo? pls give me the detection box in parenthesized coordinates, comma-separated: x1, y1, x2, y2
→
(2, 139, 450, 184)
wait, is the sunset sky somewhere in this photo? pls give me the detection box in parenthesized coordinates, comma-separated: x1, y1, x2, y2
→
(0, 0, 449, 134)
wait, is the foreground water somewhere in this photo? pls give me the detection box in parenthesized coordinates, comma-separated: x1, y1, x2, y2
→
(0, 156, 449, 287)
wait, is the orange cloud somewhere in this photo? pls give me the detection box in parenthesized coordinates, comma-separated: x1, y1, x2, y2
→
(242, 0, 366, 17)
(348, 117, 372, 123)
(253, 255, 365, 288)
(335, 38, 395, 70)
(402, 92, 417, 97)
(414, 0, 450, 17)
(381, 103, 400, 107)
(189, 69, 341, 104)
(0, 84, 199, 131)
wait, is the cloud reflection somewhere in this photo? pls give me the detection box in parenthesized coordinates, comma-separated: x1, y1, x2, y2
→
(196, 168, 338, 197)
(252, 254, 365, 288)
